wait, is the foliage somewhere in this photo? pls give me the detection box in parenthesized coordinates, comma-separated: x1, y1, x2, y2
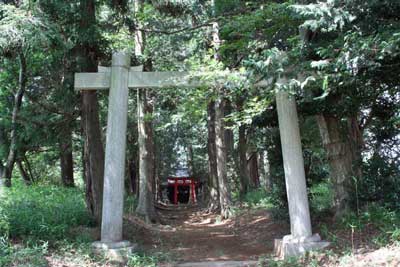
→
(0, 180, 93, 243)
(0, 0, 399, 264)
(240, 188, 274, 209)
(0, 241, 48, 267)
(309, 181, 333, 213)
(339, 204, 400, 245)
(127, 253, 161, 267)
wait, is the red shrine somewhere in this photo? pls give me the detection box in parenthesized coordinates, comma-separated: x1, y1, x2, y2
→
(167, 176, 197, 205)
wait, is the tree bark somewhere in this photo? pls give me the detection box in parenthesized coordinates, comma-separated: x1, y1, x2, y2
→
(211, 0, 232, 218)
(136, 89, 158, 223)
(134, 0, 158, 223)
(128, 159, 138, 195)
(238, 124, 250, 196)
(78, 0, 105, 223)
(316, 115, 355, 217)
(0, 53, 27, 188)
(17, 159, 31, 185)
(224, 99, 234, 154)
(258, 150, 271, 191)
(59, 128, 74, 187)
(247, 152, 260, 188)
(207, 100, 219, 211)
(81, 92, 104, 222)
(215, 97, 233, 219)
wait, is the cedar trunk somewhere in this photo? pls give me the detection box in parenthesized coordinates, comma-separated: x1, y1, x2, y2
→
(215, 97, 233, 218)
(207, 100, 219, 211)
(59, 129, 74, 187)
(82, 91, 104, 222)
(238, 124, 250, 196)
(258, 150, 271, 191)
(136, 89, 157, 222)
(17, 160, 32, 185)
(134, 0, 158, 222)
(79, 0, 105, 223)
(316, 115, 359, 217)
(0, 53, 27, 188)
(247, 152, 260, 188)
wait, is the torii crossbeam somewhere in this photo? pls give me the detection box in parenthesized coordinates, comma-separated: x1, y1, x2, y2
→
(74, 51, 328, 260)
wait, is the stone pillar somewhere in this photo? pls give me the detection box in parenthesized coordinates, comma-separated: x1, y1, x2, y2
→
(92, 52, 135, 261)
(275, 91, 329, 258)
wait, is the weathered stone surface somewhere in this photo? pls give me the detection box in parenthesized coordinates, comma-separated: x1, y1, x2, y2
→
(276, 91, 312, 238)
(274, 234, 330, 258)
(100, 52, 130, 242)
(92, 241, 137, 263)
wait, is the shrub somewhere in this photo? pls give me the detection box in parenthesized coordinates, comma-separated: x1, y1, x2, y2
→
(310, 181, 333, 213)
(242, 188, 274, 209)
(339, 204, 400, 245)
(0, 180, 93, 244)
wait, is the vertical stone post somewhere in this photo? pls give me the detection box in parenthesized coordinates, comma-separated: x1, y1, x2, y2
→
(277, 91, 312, 238)
(92, 52, 134, 260)
(275, 90, 329, 258)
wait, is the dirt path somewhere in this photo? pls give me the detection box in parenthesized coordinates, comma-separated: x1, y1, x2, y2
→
(125, 205, 288, 264)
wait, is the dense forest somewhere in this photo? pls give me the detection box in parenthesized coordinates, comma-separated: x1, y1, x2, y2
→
(0, 0, 399, 266)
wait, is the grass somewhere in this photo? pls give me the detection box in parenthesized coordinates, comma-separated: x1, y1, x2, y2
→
(0, 180, 163, 267)
(240, 188, 275, 209)
(0, 180, 94, 243)
(2, 179, 400, 266)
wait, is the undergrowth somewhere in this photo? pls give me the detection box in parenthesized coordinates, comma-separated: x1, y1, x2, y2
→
(0, 180, 162, 267)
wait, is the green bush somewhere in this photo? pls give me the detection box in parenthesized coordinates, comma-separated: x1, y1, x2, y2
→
(127, 253, 159, 267)
(242, 188, 274, 209)
(0, 180, 93, 244)
(310, 181, 333, 213)
(0, 206, 9, 239)
(340, 204, 400, 245)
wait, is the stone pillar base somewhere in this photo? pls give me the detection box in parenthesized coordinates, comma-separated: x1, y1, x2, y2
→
(92, 240, 136, 263)
(274, 234, 329, 259)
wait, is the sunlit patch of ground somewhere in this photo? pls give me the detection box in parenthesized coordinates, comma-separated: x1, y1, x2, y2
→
(125, 206, 289, 264)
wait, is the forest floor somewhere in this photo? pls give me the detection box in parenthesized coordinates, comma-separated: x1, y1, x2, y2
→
(125, 205, 288, 264)
(123, 205, 400, 266)
(6, 201, 400, 267)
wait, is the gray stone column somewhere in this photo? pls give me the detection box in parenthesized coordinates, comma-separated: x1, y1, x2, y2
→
(275, 90, 329, 258)
(93, 52, 134, 261)
(276, 91, 312, 238)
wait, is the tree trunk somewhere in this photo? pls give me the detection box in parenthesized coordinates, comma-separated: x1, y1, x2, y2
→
(82, 92, 105, 222)
(134, 0, 158, 223)
(224, 99, 234, 154)
(59, 129, 74, 187)
(0, 53, 27, 188)
(128, 159, 138, 195)
(23, 155, 35, 182)
(347, 116, 363, 181)
(316, 115, 354, 217)
(258, 150, 271, 191)
(238, 124, 250, 196)
(210, 0, 232, 217)
(17, 159, 31, 185)
(136, 89, 158, 223)
(79, 0, 105, 223)
(207, 101, 219, 211)
(215, 97, 233, 219)
(247, 152, 260, 188)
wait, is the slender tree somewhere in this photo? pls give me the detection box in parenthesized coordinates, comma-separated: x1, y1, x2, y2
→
(78, 0, 105, 223)
(135, 0, 158, 223)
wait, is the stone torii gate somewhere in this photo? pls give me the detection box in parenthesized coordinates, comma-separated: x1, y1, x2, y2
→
(74, 51, 328, 260)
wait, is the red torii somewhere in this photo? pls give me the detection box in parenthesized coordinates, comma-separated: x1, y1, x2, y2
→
(167, 177, 197, 205)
